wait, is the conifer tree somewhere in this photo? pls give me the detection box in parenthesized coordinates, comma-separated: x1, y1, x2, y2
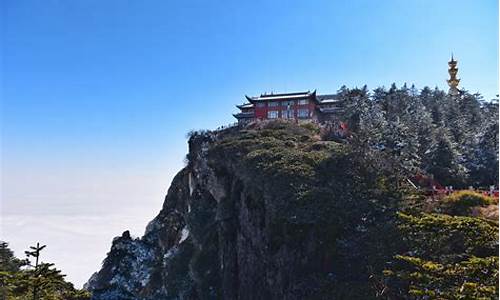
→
(0, 241, 91, 300)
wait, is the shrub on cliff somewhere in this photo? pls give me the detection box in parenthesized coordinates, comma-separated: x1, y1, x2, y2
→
(382, 213, 499, 298)
(441, 190, 496, 215)
(207, 121, 405, 297)
(385, 255, 498, 299)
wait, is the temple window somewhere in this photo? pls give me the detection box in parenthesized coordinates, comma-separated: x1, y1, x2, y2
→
(282, 109, 294, 119)
(298, 108, 309, 118)
(268, 110, 279, 119)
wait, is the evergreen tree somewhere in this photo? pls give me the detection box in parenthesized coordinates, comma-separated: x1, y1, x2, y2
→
(342, 85, 496, 188)
(0, 241, 91, 300)
(468, 120, 499, 186)
(421, 128, 466, 186)
(0, 241, 26, 273)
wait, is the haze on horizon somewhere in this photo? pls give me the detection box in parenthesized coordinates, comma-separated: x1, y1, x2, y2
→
(1, 0, 498, 287)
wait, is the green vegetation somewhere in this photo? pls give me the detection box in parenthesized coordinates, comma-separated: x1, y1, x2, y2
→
(203, 121, 403, 298)
(383, 213, 498, 299)
(441, 190, 497, 215)
(396, 213, 497, 260)
(335, 85, 498, 188)
(304, 85, 499, 298)
(202, 118, 499, 298)
(0, 241, 90, 300)
(389, 255, 498, 299)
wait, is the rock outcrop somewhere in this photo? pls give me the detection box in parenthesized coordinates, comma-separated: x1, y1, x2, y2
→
(84, 122, 412, 299)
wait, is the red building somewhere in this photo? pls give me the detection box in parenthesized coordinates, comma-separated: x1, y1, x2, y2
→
(233, 90, 344, 124)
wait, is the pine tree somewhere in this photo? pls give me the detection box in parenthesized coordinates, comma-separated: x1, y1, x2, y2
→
(468, 120, 499, 186)
(425, 128, 466, 186)
(25, 242, 47, 300)
(0, 241, 26, 273)
(0, 241, 91, 300)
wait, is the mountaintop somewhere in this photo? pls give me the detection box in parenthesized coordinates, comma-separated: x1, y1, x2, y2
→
(86, 86, 499, 299)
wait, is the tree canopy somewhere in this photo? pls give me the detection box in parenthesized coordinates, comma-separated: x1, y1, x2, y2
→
(0, 242, 90, 300)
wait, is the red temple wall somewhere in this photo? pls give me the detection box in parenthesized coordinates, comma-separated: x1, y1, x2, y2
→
(253, 101, 318, 120)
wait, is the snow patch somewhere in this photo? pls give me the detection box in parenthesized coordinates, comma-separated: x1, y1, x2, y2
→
(164, 247, 178, 260)
(179, 227, 189, 243)
(189, 172, 194, 196)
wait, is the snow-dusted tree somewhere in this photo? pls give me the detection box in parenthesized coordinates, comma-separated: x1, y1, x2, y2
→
(468, 118, 499, 187)
(334, 84, 495, 188)
(425, 128, 466, 186)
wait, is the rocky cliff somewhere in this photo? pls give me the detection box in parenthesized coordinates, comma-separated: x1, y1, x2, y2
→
(85, 121, 498, 299)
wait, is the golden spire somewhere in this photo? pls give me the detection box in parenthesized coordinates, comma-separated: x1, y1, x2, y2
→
(447, 54, 460, 96)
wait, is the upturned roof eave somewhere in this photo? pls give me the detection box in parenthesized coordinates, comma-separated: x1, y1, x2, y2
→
(236, 103, 254, 109)
(246, 91, 315, 102)
(233, 113, 255, 119)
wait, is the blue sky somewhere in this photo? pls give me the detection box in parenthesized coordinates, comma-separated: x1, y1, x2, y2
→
(1, 0, 498, 287)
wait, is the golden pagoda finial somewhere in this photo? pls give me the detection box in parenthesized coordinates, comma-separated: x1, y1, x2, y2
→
(447, 54, 460, 96)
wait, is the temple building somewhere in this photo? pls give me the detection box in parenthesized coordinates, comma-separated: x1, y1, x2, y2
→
(447, 54, 460, 96)
(233, 90, 344, 125)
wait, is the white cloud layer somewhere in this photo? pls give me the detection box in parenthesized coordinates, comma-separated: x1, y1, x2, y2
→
(2, 211, 154, 288)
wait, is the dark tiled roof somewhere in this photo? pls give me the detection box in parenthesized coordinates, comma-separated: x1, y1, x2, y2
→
(236, 103, 254, 109)
(233, 112, 255, 119)
(317, 94, 338, 100)
(246, 90, 315, 102)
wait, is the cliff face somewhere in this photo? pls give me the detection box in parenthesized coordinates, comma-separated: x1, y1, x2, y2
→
(85, 122, 405, 299)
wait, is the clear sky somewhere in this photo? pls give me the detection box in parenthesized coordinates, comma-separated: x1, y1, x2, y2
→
(1, 0, 498, 288)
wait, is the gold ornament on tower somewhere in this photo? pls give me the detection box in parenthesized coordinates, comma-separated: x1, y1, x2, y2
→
(447, 54, 460, 96)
